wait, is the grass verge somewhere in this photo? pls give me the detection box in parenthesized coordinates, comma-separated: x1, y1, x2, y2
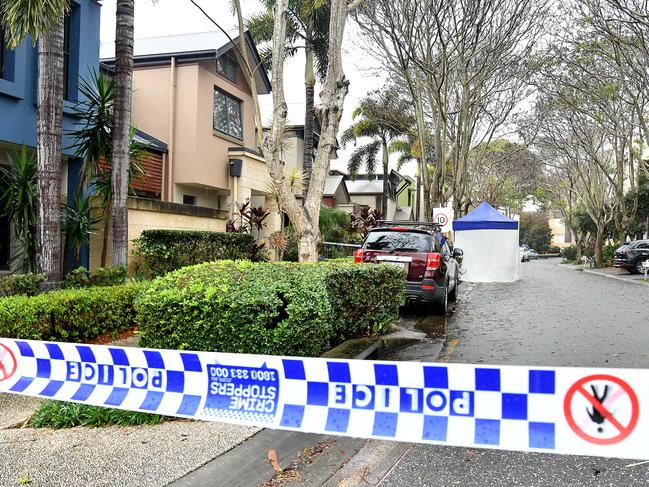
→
(29, 400, 167, 428)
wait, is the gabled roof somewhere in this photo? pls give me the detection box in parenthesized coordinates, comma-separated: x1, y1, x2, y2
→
(100, 30, 271, 94)
(323, 174, 351, 203)
(133, 128, 167, 153)
(345, 179, 383, 195)
(453, 201, 519, 231)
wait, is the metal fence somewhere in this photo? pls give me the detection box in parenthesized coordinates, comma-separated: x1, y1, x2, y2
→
(320, 241, 361, 260)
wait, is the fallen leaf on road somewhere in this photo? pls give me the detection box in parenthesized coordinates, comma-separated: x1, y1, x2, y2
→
(268, 449, 283, 472)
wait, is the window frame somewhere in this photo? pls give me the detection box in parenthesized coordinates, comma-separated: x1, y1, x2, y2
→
(63, 12, 71, 100)
(0, 26, 5, 80)
(216, 55, 238, 83)
(213, 87, 243, 140)
(183, 195, 196, 206)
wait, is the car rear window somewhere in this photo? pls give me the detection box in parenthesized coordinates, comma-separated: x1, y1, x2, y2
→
(363, 230, 435, 252)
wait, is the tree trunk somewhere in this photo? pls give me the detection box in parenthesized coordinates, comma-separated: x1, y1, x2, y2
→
(36, 15, 65, 285)
(111, 0, 134, 268)
(381, 140, 389, 217)
(298, 230, 319, 262)
(101, 204, 110, 267)
(594, 224, 604, 268)
(303, 39, 316, 198)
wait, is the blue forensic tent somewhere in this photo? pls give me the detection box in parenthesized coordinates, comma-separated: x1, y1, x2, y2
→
(452, 202, 521, 282)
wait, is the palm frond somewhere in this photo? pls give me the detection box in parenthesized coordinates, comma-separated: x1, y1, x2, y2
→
(0, 0, 69, 47)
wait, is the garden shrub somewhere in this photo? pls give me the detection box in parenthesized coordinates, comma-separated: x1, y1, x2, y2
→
(561, 245, 578, 262)
(61, 267, 91, 289)
(0, 272, 46, 297)
(30, 400, 165, 428)
(322, 261, 405, 341)
(0, 282, 146, 342)
(62, 266, 128, 289)
(602, 244, 617, 263)
(136, 261, 404, 357)
(133, 230, 256, 277)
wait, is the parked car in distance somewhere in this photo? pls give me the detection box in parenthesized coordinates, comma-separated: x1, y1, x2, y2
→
(354, 222, 462, 315)
(527, 249, 539, 260)
(613, 240, 649, 273)
(519, 246, 530, 262)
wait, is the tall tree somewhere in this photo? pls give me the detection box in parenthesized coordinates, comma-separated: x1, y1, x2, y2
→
(340, 88, 412, 216)
(111, 0, 135, 267)
(2, 0, 69, 284)
(356, 0, 548, 217)
(246, 0, 330, 196)
(250, 0, 361, 261)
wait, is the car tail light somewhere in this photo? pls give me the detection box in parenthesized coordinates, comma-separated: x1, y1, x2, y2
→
(426, 252, 441, 271)
(354, 249, 364, 263)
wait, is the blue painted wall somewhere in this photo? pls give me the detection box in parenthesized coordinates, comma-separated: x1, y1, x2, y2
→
(0, 0, 101, 155)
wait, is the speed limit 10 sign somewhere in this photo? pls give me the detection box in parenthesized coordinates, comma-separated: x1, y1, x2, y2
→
(433, 207, 454, 232)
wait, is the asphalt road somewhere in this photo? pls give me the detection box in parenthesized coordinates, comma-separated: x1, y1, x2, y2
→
(380, 258, 649, 487)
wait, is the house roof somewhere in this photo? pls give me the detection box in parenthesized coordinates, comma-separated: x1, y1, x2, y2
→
(323, 175, 351, 203)
(100, 30, 271, 94)
(133, 128, 167, 153)
(345, 179, 384, 195)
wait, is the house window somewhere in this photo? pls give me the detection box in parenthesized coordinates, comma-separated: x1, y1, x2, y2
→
(0, 27, 5, 79)
(183, 195, 196, 206)
(213, 88, 243, 139)
(62, 4, 80, 101)
(63, 13, 71, 100)
(217, 55, 238, 83)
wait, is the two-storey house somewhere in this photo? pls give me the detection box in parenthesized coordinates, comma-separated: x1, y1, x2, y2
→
(99, 30, 280, 265)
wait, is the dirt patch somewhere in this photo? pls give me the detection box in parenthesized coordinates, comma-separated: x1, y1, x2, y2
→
(87, 326, 138, 345)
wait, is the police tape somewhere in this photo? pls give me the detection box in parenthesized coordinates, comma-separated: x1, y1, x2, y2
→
(0, 338, 646, 460)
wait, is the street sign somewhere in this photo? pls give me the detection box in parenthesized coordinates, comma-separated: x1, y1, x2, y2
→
(0, 343, 17, 381)
(564, 374, 639, 445)
(433, 207, 454, 232)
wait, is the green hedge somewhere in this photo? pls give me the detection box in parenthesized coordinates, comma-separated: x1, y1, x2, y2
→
(0, 273, 46, 297)
(136, 261, 404, 357)
(0, 282, 146, 342)
(132, 230, 257, 277)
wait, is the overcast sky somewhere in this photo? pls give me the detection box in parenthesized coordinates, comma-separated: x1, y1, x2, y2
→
(99, 0, 413, 174)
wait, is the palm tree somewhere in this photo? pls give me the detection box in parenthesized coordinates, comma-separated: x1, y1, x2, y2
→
(2, 0, 69, 284)
(69, 72, 146, 267)
(111, 0, 135, 267)
(246, 0, 330, 194)
(340, 89, 413, 216)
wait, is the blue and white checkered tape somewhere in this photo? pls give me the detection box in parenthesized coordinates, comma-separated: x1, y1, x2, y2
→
(0, 338, 647, 460)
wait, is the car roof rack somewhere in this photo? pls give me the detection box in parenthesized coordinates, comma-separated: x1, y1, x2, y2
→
(375, 220, 442, 231)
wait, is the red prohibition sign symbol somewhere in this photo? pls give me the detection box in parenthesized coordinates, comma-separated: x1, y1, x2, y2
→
(435, 213, 448, 226)
(564, 374, 639, 445)
(0, 343, 17, 382)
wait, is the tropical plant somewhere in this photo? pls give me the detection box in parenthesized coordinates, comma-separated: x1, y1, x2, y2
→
(0, 0, 69, 48)
(246, 0, 331, 190)
(111, 0, 135, 268)
(70, 72, 145, 267)
(0, 146, 38, 273)
(226, 201, 271, 243)
(341, 88, 413, 216)
(351, 206, 383, 238)
(61, 194, 101, 269)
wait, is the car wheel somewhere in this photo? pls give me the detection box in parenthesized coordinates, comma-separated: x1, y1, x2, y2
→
(448, 276, 458, 302)
(432, 281, 449, 315)
(634, 258, 649, 274)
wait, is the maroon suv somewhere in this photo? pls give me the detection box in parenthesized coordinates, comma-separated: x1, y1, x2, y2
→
(354, 223, 462, 314)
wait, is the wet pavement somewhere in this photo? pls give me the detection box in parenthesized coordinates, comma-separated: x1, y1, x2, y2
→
(379, 258, 649, 486)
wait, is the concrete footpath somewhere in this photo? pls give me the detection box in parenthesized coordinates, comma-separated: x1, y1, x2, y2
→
(558, 261, 649, 286)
